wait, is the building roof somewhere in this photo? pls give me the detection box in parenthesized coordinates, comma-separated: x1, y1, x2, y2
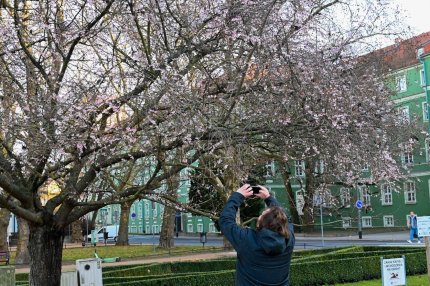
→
(376, 31, 430, 71)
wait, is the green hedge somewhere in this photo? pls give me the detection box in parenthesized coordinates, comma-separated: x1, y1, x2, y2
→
(290, 251, 427, 285)
(294, 248, 424, 263)
(15, 246, 427, 286)
(103, 259, 236, 278)
(104, 270, 235, 286)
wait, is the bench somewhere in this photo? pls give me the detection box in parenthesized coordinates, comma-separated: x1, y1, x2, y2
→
(0, 250, 10, 265)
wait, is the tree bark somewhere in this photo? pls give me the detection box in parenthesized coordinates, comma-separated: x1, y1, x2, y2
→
(159, 205, 176, 248)
(116, 201, 131, 246)
(0, 208, 10, 250)
(277, 160, 302, 233)
(301, 159, 317, 233)
(28, 224, 64, 286)
(71, 219, 83, 243)
(15, 217, 30, 264)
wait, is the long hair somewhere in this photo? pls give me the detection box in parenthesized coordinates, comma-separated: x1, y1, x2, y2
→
(257, 206, 290, 239)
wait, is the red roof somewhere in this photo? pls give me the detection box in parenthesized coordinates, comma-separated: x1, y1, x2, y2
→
(376, 31, 430, 70)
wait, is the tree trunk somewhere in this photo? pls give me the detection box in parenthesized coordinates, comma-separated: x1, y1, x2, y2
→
(0, 208, 10, 250)
(116, 201, 131, 246)
(90, 209, 98, 232)
(15, 217, 30, 264)
(71, 219, 83, 243)
(159, 205, 176, 248)
(277, 161, 302, 233)
(301, 159, 317, 233)
(28, 224, 64, 286)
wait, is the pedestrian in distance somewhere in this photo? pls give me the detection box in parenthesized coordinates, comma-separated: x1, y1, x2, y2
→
(219, 184, 295, 286)
(407, 211, 422, 243)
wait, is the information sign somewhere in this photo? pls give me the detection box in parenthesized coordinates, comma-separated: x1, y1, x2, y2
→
(417, 216, 430, 237)
(381, 257, 406, 286)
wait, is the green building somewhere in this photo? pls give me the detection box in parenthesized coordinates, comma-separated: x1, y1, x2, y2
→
(265, 32, 430, 232)
(99, 32, 430, 236)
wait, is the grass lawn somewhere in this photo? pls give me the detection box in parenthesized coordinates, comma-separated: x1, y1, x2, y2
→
(7, 245, 224, 263)
(335, 274, 429, 286)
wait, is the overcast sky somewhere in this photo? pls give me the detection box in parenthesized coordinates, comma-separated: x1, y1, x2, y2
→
(394, 0, 430, 36)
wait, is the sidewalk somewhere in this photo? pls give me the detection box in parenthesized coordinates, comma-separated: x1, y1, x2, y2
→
(295, 230, 410, 242)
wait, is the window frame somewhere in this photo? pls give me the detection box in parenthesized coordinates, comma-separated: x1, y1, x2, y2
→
(383, 215, 394, 227)
(396, 74, 407, 92)
(295, 160, 305, 177)
(362, 216, 372, 228)
(404, 181, 417, 204)
(381, 184, 393, 206)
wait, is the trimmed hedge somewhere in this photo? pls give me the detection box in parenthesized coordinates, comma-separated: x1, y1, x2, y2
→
(15, 246, 427, 286)
(103, 259, 236, 278)
(290, 251, 427, 285)
(104, 270, 235, 286)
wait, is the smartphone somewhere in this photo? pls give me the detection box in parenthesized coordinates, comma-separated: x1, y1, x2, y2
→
(251, 186, 261, 194)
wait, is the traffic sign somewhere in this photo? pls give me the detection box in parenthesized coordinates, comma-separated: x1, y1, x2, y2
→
(131, 212, 136, 220)
(355, 200, 363, 209)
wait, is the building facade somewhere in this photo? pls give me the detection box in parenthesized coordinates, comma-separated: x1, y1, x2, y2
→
(96, 33, 430, 236)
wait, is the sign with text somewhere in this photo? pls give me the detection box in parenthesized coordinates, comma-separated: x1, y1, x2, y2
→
(381, 257, 406, 286)
(417, 216, 430, 237)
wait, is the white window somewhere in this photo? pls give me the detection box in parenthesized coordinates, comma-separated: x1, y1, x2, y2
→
(313, 192, 332, 207)
(209, 223, 217, 233)
(420, 69, 426, 86)
(361, 163, 369, 172)
(358, 186, 371, 206)
(187, 224, 193, 232)
(138, 205, 142, 219)
(145, 203, 149, 217)
(265, 160, 275, 177)
(295, 160, 305, 177)
(151, 225, 159, 234)
(401, 144, 413, 165)
(197, 224, 203, 232)
(314, 160, 324, 174)
(383, 215, 394, 227)
(397, 106, 410, 123)
(404, 181, 416, 203)
(423, 102, 429, 121)
(153, 206, 157, 218)
(381, 184, 393, 205)
(396, 75, 407, 92)
(340, 188, 351, 208)
(426, 139, 430, 162)
(145, 225, 150, 233)
(342, 217, 351, 228)
(362, 216, 372, 228)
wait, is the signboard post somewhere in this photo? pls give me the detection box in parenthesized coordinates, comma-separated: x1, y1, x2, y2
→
(381, 256, 406, 286)
(417, 216, 430, 237)
(417, 216, 430, 284)
(355, 200, 363, 239)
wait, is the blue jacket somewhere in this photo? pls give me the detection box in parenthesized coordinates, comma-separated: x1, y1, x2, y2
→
(219, 192, 295, 286)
